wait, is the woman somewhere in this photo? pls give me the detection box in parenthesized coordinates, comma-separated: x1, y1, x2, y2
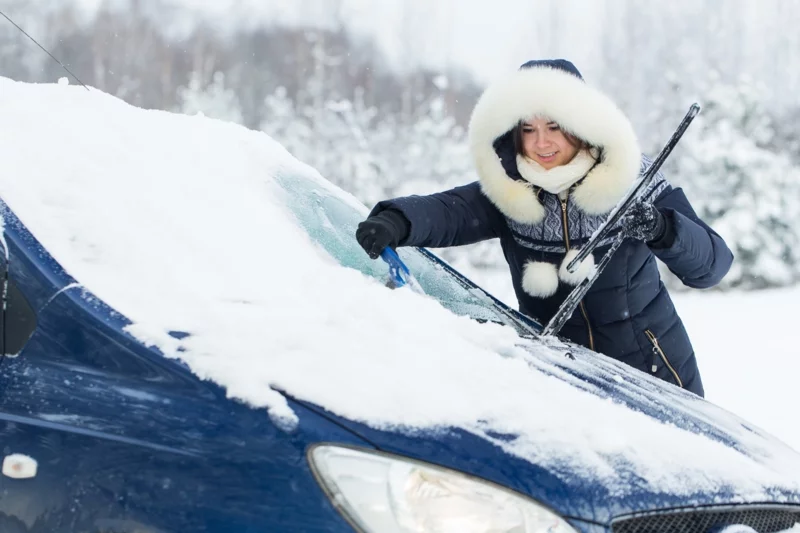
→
(355, 59, 732, 396)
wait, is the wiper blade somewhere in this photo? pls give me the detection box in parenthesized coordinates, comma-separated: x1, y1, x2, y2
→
(544, 103, 701, 339)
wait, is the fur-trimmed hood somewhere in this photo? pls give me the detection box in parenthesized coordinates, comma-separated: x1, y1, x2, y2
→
(468, 61, 642, 225)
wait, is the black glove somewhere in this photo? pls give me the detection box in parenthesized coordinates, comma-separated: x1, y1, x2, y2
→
(621, 202, 667, 243)
(355, 209, 410, 259)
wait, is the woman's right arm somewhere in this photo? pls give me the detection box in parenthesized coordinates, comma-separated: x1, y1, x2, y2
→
(368, 181, 503, 248)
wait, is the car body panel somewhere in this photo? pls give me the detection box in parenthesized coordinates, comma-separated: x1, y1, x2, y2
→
(307, 404, 800, 525)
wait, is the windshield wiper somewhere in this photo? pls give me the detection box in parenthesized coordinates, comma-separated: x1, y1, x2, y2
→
(542, 103, 701, 339)
(414, 248, 542, 338)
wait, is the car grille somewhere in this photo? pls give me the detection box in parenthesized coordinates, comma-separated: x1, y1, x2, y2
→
(611, 505, 800, 533)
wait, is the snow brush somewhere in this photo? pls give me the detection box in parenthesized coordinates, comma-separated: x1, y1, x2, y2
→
(380, 248, 425, 294)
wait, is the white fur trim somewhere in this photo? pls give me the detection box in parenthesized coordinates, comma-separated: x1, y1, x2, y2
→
(469, 66, 641, 221)
(522, 261, 559, 298)
(558, 249, 596, 285)
(474, 159, 546, 225)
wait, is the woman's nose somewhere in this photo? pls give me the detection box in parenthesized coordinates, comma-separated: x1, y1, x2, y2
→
(535, 131, 552, 147)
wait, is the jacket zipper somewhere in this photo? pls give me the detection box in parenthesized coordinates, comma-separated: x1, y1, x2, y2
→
(560, 197, 595, 351)
(645, 329, 683, 387)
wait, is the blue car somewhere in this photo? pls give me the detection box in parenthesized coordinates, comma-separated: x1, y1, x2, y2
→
(1, 87, 799, 533)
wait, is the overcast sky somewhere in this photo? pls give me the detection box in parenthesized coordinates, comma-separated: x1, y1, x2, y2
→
(63, 0, 610, 82)
(53, 0, 800, 109)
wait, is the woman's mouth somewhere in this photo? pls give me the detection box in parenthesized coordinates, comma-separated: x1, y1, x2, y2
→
(537, 151, 557, 163)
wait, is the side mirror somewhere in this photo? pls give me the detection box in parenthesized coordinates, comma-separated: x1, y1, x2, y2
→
(4, 281, 36, 358)
(0, 251, 37, 359)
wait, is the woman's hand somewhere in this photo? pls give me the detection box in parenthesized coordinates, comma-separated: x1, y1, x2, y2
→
(355, 209, 410, 259)
(621, 202, 667, 243)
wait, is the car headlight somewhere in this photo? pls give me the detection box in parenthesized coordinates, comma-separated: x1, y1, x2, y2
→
(309, 445, 578, 533)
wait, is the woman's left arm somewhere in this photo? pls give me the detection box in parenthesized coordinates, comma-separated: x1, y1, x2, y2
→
(648, 186, 734, 289)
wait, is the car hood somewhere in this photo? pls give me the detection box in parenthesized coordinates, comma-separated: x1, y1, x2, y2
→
(295, 337, 800, 524)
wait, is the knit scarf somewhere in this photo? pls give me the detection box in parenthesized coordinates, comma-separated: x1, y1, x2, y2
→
(515, 149, 598, 195)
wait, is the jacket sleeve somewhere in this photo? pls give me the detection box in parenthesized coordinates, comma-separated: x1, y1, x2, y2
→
(369, 181, 504, 248)
(651, 185, 734, 289)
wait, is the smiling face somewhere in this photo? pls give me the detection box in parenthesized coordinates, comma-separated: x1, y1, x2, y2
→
(519, 118, 581, 169)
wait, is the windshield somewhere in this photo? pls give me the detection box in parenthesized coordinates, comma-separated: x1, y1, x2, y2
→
(275, 172, 540, 336)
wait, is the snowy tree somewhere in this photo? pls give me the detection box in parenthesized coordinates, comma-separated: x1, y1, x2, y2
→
(177, 71, 244, 124)
(321, 94, 388, 206)
(260, 86, 362, 196)
(389, 94, 471, 196)
(260, 83, 476, 208)
(260, 86, 312, 158)
(666, 78, 800, 290)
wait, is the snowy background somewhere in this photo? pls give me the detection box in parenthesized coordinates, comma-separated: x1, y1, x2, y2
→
(1, 1, 799, 450)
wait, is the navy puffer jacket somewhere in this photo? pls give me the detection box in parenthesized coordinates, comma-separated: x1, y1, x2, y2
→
(370, 61, 732, 396)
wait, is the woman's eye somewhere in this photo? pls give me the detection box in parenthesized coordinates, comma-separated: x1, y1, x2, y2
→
(522, 127, 534, 133)
(548, 125, 560, 131)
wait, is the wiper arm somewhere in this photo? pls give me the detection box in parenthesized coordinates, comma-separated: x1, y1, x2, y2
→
(541, 232, 625, 338)
(414, 248, 542, 338)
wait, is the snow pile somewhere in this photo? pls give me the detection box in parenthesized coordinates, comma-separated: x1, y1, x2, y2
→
(674, 286, 800, 453)
(1, 78, 800, 499)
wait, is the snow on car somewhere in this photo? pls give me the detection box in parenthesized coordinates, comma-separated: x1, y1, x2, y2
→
(0, 78, 798, 532)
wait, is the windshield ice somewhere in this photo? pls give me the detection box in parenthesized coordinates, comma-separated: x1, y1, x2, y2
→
(273, 171, 535, 335)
